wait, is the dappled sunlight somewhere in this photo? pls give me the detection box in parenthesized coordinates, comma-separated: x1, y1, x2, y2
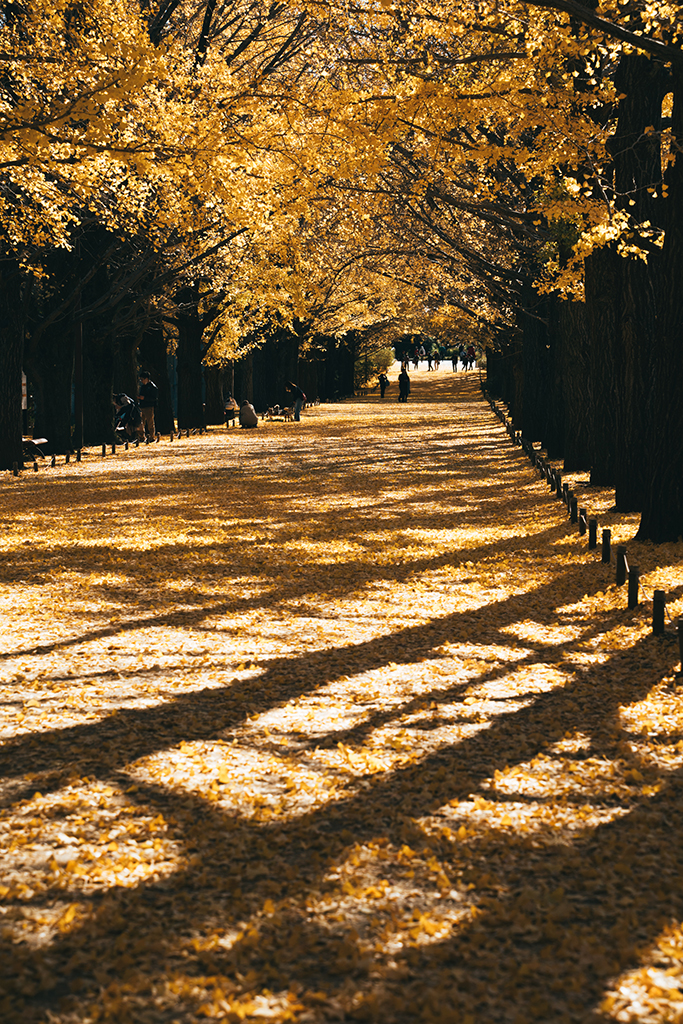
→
(2, 369, 683, 1022)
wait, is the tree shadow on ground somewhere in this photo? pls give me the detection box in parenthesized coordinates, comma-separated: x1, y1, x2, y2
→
(0, 373, 675, 1023)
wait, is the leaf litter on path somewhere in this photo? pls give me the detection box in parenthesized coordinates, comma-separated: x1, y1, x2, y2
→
(2, 369, 683, 1023)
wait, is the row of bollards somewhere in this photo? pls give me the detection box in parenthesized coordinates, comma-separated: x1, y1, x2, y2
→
(482, 386, 670, 637)
(10, 425, 208, 475)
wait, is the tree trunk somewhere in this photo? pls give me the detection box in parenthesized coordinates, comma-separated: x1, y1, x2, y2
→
(585, 246, 620, 486)
(558, 299, 592, 471)
(83, 329, 115, 445)
(637, 65, 683, 541)
(520, 286, 552, 445)
(138, 320, 174, 433)
(26, 326, 75, 455)
(610, 54, 667, 512)
(203, 364, 225, 423)
(235, 350, 253, 404)
(252, 339, 273, 411)
(0, 262, 26, 470)
(176, 285, 204, 428)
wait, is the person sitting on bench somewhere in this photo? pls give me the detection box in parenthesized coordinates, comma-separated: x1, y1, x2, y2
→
(224, 394, 238, 427)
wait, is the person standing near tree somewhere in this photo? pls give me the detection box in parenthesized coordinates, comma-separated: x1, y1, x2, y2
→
(378, 372, 389, 397)
(138, 372, 158, 440)
(285, 380, 306, 421)
(398, 367, 411, 402)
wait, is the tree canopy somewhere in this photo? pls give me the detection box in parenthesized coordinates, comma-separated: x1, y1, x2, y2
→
(2, 0, 683, 537)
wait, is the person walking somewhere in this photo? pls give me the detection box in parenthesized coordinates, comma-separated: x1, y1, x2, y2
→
(138, 372, 158, 440)
(378, 372, 389, 398)
(398, 367, 411, 402)
(285, 381, 306, 421)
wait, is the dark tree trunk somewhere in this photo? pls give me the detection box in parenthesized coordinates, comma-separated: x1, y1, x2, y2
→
(235, 350, 253, 404)
(176, 285, 204, 429)
(252, 340, 272, 411)
(638, 65, 683, 541)
(545, 295, 565, 459)
(613, 255, 653, 511)
(83, 329, 115, 445)
(113, 333, 138, 401)
(26, 326, 75, 455)
(138, 321, 174, 433)
(299, 342, 322, 403)
(520, 287, 554, 446)
(610, 54, 667, 512)
(204, 364, 225, 423)
(585, 246, 620, 485)
(558, 299, 592, 471)
(0, 262, 26, 470)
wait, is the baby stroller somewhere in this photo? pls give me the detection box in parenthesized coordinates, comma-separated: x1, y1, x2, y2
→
(114, 393, 143, 440)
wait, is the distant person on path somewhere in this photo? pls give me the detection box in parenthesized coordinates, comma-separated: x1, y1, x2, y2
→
(458, 344, 466, 369)
(224, 394, 239, 427)
(398, 367, 411, 402)
(239, 400, 258, 428)
(451, 348, 458, 371)
(378, 372, 390, 398)
(412, 348, 419, 370)
(138, 373, 158, 440)
(285, 381, 306, 421)
(426, 350, 433, 371)
(466, 344, 476, 369)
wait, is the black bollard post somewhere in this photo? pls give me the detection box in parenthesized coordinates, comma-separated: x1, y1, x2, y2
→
(111, 443, 116, 454)
(588, 519, 598, 549)
(616, 546, 627, 585)
(170, 432, 174, 441)
(156, 433, 160, 442)
(33, 460, 38, 472)
(101, 444, 106, 457)
(50, 454, 56, 468)
(579, 509, 587, 536)
(77, 449, 82, 462)
(602, 528, 611, 563)
(125, 441, 129, 451)
(628, 566, 640, 609)
(562, 482, 569, 505)
(569, 494, 578, 523)
(186, 428, 190, 438)
(65, 452, 70, 464)
(653, 591, 666, 635)
(135, 438, 140, 447)
(12, 461, 18, 475)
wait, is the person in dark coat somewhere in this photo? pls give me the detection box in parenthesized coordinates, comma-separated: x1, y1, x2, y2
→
(138, 373, 158, 440)
(398, 368, 411, 403)
(378, 372, 389, 398)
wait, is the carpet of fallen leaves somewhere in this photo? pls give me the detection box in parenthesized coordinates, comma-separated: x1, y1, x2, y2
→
(2, 367, 683, 1024)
